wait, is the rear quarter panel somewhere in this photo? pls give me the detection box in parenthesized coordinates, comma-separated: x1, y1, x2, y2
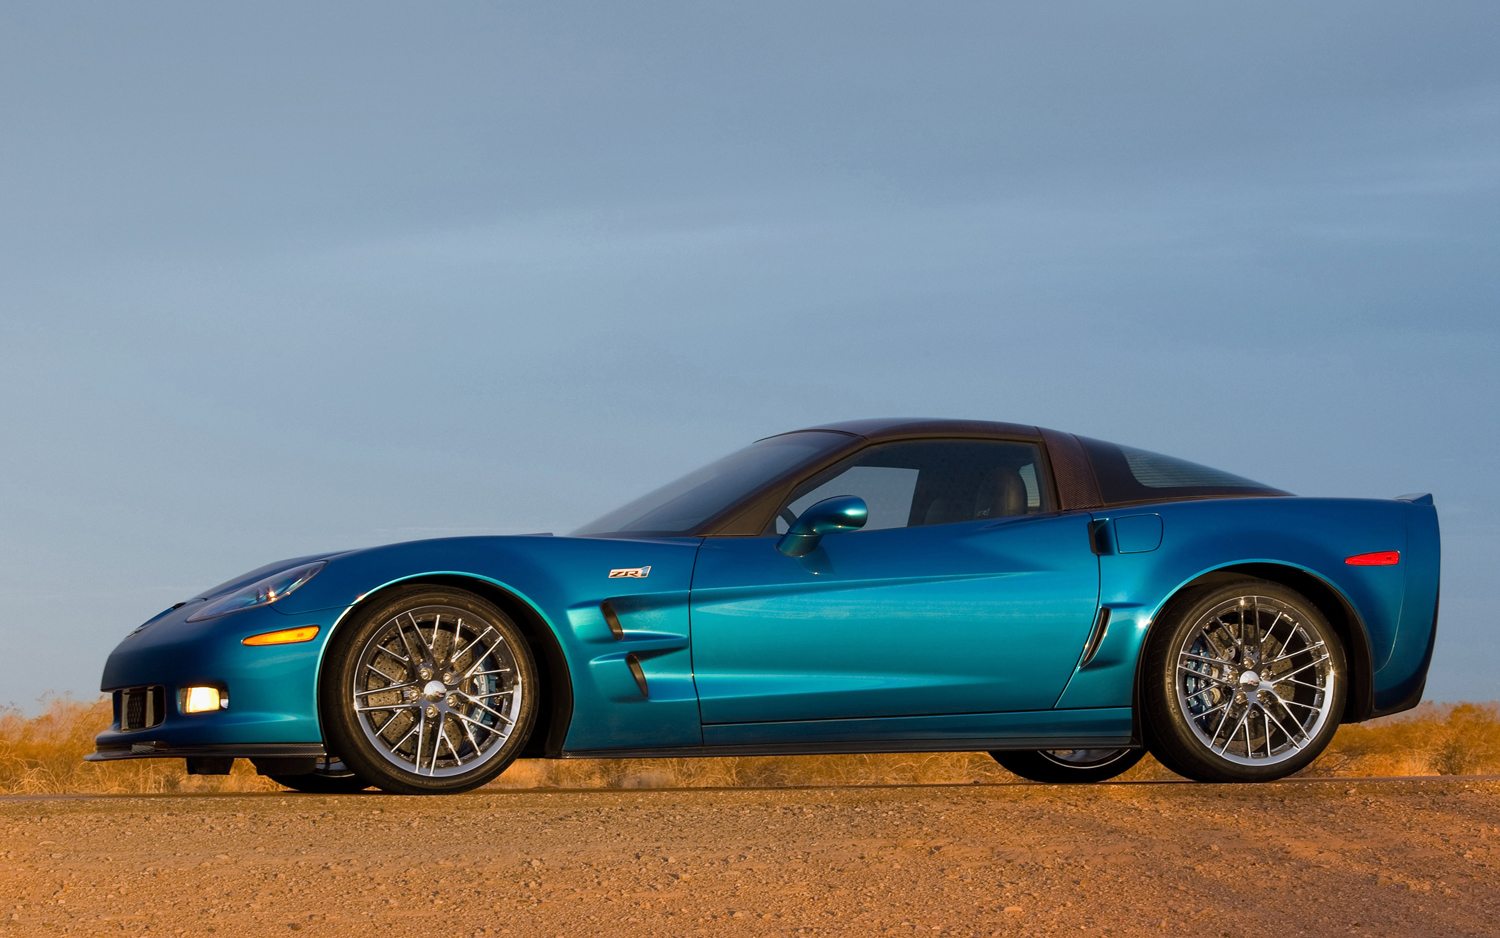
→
(1055, 496, 1438, 717)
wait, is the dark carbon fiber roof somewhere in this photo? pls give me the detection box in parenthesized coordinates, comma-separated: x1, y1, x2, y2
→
(785, 417, 1043, 442)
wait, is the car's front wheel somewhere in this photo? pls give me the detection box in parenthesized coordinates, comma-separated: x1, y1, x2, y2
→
(321, 586, 539, 795)
(1143, 579, 1345, 782)
(990, 748, 1144, 783)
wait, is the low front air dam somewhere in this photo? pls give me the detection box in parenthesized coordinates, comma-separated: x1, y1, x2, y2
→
(89, 602, 334, 760)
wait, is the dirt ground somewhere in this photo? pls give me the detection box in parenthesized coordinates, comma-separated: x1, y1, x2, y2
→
(1, 777, 1497, 937)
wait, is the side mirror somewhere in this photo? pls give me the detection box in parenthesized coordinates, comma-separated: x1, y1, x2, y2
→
(776, 495, 868, 557)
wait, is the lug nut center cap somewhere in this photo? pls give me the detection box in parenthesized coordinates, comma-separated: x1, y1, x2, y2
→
(422, 680, 447, 701)
(1239, 670, 1261, 686)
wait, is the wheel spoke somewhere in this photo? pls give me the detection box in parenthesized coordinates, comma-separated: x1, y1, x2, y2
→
(1272, 621, 1298, 661)
(457, 712, 485, 753)
(395, 619, 424, 665)
(1208, 702, 1235, 747)
(355, 700, 406, 713)
(451, 708, 499, 734)
(452, 625, 496, 667)
(1180, 651, 1231, 667)
(446, 616, 462, 662)
(1201, 627, 1231, 660)
(371, 645, 409, 669)
(432, 719, 448, 773)
(1191, 700, 1232, 725)
(356, 681, 416, 698)
(441, 723, 464, 766)
(432, 719, 449, 769)
(1218, 709, 1250, 755)
(1271, 656, 1330, 685)
(428, 718, 443, 774)
(1265, 640, 1325, 667)
(1260, 701, 1306, 751)
(1178, 664, 1233, 686)
(374, 707, 404, 737)
(466, 688, 515, 701)
(1281, 677, 1326, 693)
(457, 692, 514, 725)
(414, 714, 427, 773)
(388, 717, 420, 753)
(364, 660, 407, 682)
(1184, 683, 1223, 702)
(1258, 611, 1284, 655)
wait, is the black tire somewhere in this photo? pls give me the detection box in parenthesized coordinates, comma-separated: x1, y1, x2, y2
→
(267, 766, 373, 794)
(990, 748, 1144, 783)
(320, 586, 539, 795)
(1142, 578, 1346, 782)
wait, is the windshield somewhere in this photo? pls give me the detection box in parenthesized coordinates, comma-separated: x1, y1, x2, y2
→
(573, 431, 848, 536)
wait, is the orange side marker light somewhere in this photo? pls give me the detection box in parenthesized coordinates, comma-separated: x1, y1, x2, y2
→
(242, 625, 321, 646)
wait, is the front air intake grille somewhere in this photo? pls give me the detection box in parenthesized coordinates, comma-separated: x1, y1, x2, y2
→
(118, 686, 165, 731)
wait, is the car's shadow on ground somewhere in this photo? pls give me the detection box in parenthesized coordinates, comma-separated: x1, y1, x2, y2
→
(5, 773, 1497, 801)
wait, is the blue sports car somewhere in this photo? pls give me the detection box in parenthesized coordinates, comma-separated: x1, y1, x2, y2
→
(90, 419, 1440, 793)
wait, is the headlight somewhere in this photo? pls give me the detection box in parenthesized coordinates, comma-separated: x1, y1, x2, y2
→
(186, 562, 326, 622)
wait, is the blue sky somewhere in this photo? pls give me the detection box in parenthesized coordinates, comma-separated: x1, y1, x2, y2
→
(1, 2, 1496, 708)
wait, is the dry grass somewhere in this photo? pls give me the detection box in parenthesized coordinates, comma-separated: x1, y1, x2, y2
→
(0, 697, 278, 795)
(2, 697, 1497, 795)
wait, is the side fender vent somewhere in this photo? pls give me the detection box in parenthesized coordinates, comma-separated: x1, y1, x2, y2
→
(625, 653, 649, 698)
(1079, 608, 1112, 669)
(601, 601, 624, 639)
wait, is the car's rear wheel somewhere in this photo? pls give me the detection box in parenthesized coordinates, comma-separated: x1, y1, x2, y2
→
(267, 759, 372, 794)
(321, 586, 538, 795)
(1143, 579, 1345, 782)
(990, 747, 1143, 783)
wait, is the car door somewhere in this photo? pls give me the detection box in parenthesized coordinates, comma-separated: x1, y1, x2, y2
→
(688, 438, 1100, 729)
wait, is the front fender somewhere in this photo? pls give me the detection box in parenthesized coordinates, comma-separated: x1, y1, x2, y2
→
(274, 534, 705, 751)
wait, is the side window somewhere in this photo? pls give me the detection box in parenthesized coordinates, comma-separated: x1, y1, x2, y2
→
(785, 465, 920, 531)
(774, 439, 1051, 534)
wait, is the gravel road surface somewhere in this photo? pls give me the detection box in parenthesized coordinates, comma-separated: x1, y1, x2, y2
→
(2, 777, 1497, 936)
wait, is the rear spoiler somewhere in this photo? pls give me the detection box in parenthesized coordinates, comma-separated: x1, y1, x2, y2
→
(1395, 493, 1433, 506)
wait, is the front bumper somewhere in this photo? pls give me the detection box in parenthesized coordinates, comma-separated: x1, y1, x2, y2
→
(91, 601, 340, 760)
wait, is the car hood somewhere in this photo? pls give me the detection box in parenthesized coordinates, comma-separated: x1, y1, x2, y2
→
(259, 532, 704, 618)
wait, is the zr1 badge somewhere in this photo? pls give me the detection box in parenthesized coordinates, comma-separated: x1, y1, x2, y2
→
(608, 566, 652, 579)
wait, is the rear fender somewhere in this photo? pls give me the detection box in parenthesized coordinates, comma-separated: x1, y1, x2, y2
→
(1054, 497, 1414, 721)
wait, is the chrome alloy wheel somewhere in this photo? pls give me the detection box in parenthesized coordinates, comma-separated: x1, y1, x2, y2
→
(1037, 748, 1136, 769)
(990, 745, 1144, 783)
(350, 604, 523, 778)
(1174, 594, 1337, 767)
